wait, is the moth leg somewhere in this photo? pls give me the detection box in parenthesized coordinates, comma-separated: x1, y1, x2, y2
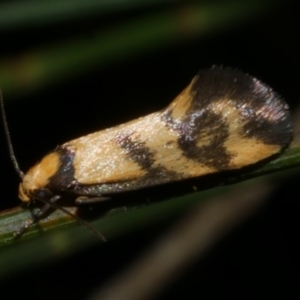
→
(75, 196, 111, 205)
(34, 195, 61, 218)
(14, 195, 61, 237)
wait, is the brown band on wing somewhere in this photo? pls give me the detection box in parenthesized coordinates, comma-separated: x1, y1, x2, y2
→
(161, 108, 232, 170)
(47, 145, 77, 191)
(190, 67, 293, 147)
(116, 133, 156, 170)
(116, 132, 184, 184)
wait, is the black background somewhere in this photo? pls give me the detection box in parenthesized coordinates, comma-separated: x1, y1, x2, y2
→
(0, 1, 300, 299)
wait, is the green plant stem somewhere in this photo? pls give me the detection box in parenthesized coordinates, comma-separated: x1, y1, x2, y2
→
(0, 133, 299, 249)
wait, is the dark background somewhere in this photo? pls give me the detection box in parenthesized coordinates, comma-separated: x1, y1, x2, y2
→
(0, 1, 300, 299)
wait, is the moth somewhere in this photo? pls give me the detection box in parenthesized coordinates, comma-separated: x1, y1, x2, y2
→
(1, 66, 293, 240)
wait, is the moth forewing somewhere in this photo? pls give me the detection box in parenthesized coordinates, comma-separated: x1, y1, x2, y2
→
(4, 66, 293, 238)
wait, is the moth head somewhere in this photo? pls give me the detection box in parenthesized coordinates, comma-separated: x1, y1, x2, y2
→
(19, 152, 60, 202)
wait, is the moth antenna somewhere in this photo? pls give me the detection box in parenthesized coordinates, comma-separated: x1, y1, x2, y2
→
(0, 87, 24, 179)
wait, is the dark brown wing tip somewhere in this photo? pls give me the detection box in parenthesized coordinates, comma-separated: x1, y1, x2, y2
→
(191, 66, 293, 148)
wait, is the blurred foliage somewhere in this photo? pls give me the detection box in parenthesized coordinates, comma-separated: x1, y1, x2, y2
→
(0, 0, 281, 97)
